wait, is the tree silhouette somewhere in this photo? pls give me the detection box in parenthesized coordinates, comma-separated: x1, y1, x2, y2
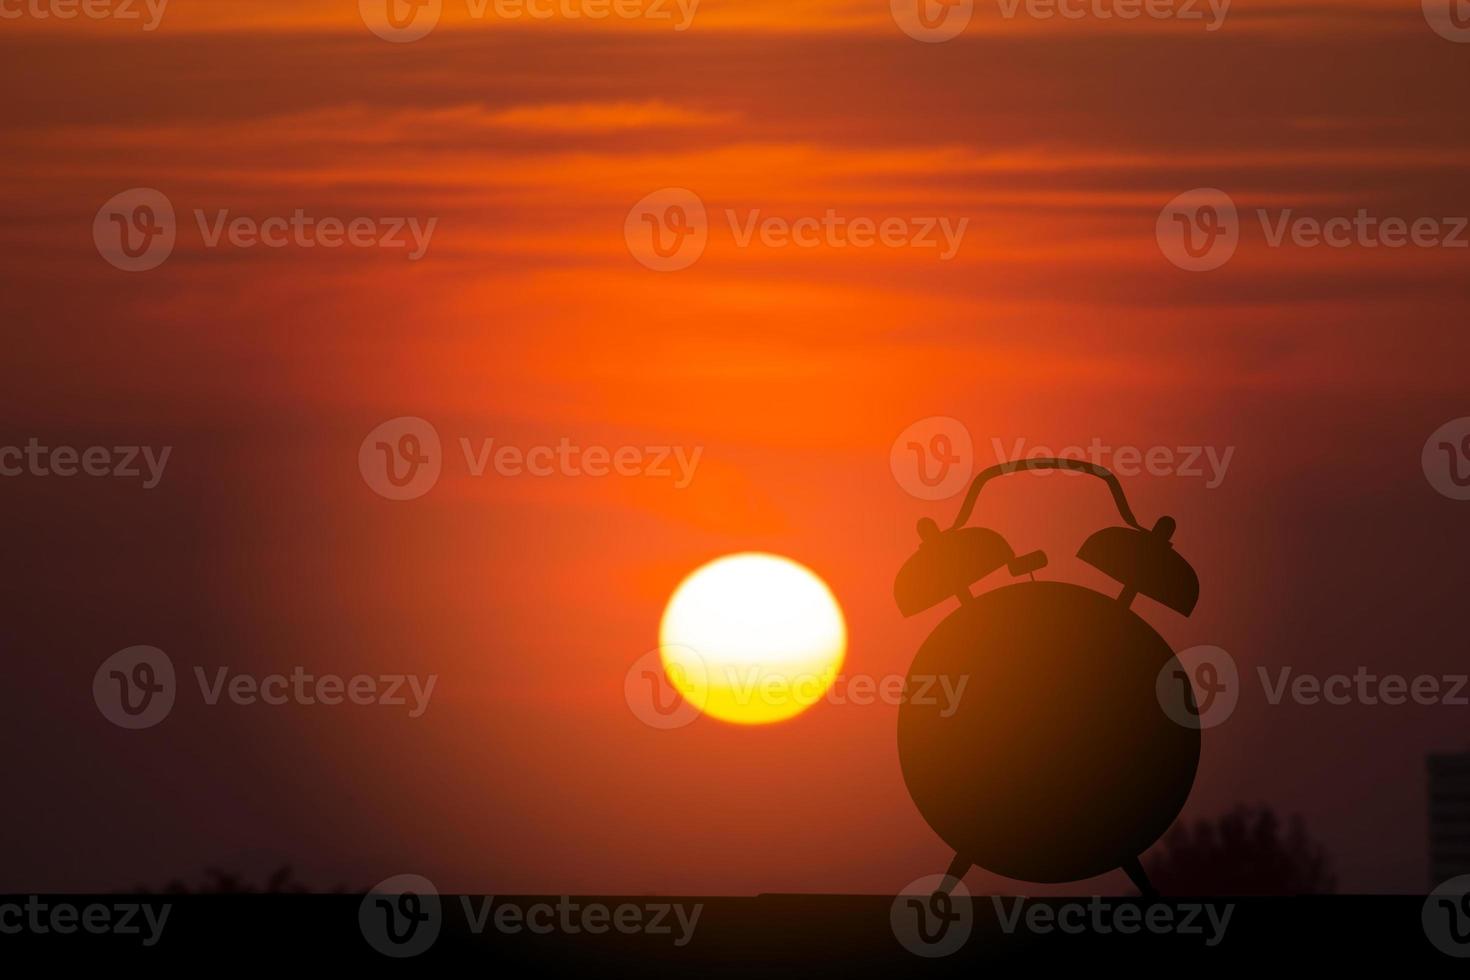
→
(1144, 805, 1336, 895)
(138, 865, 358, 894)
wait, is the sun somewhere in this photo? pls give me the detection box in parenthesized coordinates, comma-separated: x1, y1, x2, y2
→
(659, 553, 847, 725)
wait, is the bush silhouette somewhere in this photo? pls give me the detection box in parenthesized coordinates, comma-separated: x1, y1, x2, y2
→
(1144, 805, 1336, 895)
(137, 866, 359, 894)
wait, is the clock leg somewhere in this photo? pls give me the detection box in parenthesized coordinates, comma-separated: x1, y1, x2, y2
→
(937, 852, 971, 895)
(1122, 856, 1158, 898)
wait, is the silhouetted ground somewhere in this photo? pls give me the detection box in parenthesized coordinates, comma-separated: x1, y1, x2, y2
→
(2, 893, 1453, 970)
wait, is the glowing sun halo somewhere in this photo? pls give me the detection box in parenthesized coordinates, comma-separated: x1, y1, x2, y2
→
(659, 553, 847, 725)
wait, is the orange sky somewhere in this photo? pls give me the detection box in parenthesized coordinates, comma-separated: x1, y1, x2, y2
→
(2, 2, 1468, 895)
(0, 0, 1413, 35)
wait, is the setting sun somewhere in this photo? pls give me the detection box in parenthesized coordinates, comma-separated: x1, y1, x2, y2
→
(659, 553, 847, 725)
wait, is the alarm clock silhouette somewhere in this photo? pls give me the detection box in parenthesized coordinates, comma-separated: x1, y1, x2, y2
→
(894, 457, 1201, 896)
